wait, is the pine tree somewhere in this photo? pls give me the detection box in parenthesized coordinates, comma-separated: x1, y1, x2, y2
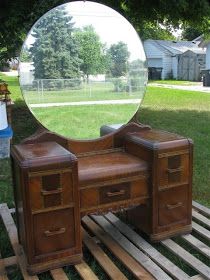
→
(29, 6, 81, 79)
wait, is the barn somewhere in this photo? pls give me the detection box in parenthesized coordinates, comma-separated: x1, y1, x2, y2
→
(143, 39, 206, 80)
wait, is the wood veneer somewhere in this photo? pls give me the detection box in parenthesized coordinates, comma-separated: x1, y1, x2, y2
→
(11, 122, 193, 274)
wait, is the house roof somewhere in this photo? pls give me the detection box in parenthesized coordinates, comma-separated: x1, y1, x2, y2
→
(145, 39, 205, 55)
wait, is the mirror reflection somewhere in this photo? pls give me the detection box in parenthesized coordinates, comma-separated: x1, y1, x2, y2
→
(19, 1, 147, 139)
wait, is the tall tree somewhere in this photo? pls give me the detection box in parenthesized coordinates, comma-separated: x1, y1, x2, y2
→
(1, 0, 210, 67)
(73, 26, 107, 80)
(107, 42, 130, 77)
(29, 7, 81, 79)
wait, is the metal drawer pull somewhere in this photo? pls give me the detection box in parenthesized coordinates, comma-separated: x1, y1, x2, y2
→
(44, 227, 66, 237)
(167, 167, 183, 173)
(166, 202, 183, 210)
(41, 188, 62, 196)
(107, 190, 125, 197)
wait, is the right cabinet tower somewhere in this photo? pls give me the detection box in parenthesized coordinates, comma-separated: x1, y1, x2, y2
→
(125, 128, 193, 241)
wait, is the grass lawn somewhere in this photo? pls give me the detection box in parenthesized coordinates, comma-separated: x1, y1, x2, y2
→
(0, 73, 210, 206)
(0, 73, 210, 279)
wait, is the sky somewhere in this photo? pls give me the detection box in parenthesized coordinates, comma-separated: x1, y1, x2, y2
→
(24, 1, 146, 62)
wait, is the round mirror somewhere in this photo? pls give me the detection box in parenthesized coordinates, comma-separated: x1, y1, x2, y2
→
(19, 1, 147, 139)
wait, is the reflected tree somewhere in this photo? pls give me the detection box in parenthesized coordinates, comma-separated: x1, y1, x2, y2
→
(30, 7, 81, 79)
(107, 41, 130, 78)
(74, 25, 108, 81)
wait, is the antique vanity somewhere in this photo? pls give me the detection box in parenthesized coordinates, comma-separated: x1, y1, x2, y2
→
(11, 1, 193, 275)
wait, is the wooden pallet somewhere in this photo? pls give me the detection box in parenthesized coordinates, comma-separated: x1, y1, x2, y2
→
(0, 201, 210, 280)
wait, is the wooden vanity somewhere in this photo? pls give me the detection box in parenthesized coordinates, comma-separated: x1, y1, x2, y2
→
(11, 122, 193, 274)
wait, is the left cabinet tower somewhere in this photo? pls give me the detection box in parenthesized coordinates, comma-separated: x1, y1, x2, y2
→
(11, 141, 82, 274)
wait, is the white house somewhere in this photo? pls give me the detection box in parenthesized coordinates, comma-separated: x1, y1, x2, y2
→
(143, 39, 206, 80)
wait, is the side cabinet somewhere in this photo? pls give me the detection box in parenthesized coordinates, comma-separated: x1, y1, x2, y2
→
(125, 129, 193, 241)
(11, 141, 82, 274)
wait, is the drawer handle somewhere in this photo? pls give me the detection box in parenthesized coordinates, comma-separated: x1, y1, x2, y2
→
(166, 202, 183, 210)
(106, 190, 125, 197)
(41, 188, 62, 196)
(167, 167, 183, 173)
(44, 227, 66, 237)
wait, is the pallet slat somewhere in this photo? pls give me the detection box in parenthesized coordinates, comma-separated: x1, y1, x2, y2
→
(193, 201, 210, 217)
(192, 221, 210, 241)
(75, 260, 99, 280)
(91, 215, 172, 280)
(50, 268, 70, 280)
(105, 212, 191, 280)
(1, 203, 210, 280)
(161, 239, 210, 279)
(0, 204, 39, 280)
(82, 227, 128, 280)
(82, 216, 154, 280)
(0, 256, 17, 268)
(0, 251, 9, 280)
(190, 275, 206, 280)
(181, 234, 210, 259)
(192, 210, 210, 228)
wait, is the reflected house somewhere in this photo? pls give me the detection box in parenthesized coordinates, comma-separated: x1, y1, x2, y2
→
(19, 62, 34, 85)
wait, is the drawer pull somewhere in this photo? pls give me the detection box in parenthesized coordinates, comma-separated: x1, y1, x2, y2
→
(106, 190, 125, 197)
(166, 202, 183, 210)
(44, 227, 66, 237)
(167, 167, 183, 174)
(41, 188, 62, 196)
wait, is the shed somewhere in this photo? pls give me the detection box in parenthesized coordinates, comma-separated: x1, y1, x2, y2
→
(177, 49, 205, 81)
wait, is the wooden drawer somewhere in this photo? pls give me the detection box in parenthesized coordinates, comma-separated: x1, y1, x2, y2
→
(80, 177, 149, 212)
(158, 185, 188, 226)
(29, 170, 74, 211)
(99, 183, 130, 204)
(33, 208, 76, 256)
(158, 153, 189, 189)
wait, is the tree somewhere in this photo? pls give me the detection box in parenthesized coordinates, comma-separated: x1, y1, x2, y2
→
(140, 21, 175, 41)
(29, 7, 81, 79)
(1, 0, 210, 68)
(73, 26, 107, 80)
(107, 42, 130, 77)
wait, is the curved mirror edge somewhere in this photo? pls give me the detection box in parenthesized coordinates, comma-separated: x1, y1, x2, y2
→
(19, 1, 148, 140)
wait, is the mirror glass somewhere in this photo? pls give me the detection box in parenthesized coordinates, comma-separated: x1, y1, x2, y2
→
(19, 1, 147, 139)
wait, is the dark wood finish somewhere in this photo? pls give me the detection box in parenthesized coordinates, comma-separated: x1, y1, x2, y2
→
(124, 129, 193, 241)
(11, 141, 82, 274)
(11, 122, 193, 273)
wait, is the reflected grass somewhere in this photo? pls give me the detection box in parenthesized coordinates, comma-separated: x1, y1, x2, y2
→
(33, 104, 137, 139)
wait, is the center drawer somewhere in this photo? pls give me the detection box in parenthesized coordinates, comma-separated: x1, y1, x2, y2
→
(80, 177, 149, 212)
(99, 183, 130, 204)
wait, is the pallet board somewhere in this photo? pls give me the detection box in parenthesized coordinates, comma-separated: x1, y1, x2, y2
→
(0, 201, 210, 280)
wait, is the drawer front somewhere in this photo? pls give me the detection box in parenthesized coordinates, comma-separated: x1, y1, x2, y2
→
(158, 153, 189, 188)
(80, 177, 149, 212)
(29, 170, 74, 211)
(99, 183, 130, 204)
(158, 186, 188, 226)
(33, 208, 76, 256)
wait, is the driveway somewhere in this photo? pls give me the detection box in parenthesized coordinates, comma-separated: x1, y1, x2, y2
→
(148, 82, 210, 93)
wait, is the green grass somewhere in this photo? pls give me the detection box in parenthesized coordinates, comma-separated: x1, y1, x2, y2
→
(148, 79, 201, 86)
(33, 104, 138, 139)
(1, 72, 210, 205)
(0, 73, 210, 279)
